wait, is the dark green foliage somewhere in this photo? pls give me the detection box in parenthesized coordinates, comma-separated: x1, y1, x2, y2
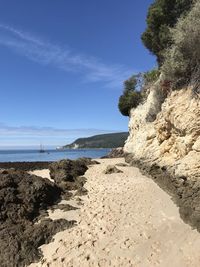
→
(118, 75, 143, 116)
(63, 132, 129, 149)
(124, 76, 137, 92)
(162, 1, 200, 90)
(142, 0, 194, 64)
(118, 91, 142, 116)
(143, 69, 160, 85)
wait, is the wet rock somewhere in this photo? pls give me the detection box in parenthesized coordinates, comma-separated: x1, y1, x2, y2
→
(104, 165, 123, 174)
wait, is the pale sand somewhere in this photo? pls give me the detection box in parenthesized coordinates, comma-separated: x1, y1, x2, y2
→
(29, 158, 200, 267)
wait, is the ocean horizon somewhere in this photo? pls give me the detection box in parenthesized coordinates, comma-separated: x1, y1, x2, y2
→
(0, 148, 111, 162)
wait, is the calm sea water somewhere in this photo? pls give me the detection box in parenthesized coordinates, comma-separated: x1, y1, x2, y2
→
(0, 149, 111, 162)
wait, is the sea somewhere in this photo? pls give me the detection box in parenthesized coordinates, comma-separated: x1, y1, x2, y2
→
(0, 149, 111, 162)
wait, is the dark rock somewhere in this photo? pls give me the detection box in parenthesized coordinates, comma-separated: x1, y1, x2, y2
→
(104, 165, 123, 174)
(49, 159, 88, 191)
(0, 161, 51, 171)
(102, 147, 125, 158)
(0, 168, 75, 267)
(116, 163, 129, 167)
(0, 218, 75, 267)
(0, 157, 90, 266)
(61, 190, 73, 201)
(76, 157, 100, 165)
(50, 204, 78, 212)
(75, 187, 88, 196)
(0, 169, 61, 222)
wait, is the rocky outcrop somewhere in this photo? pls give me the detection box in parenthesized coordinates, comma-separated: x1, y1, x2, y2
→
(0, 168, 75, 267)
(49, 159, 88, 191)
(124, 84, 200, 230)
(49, 157, 99, 192)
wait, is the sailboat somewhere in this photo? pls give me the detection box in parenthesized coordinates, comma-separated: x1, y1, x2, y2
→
(39, 144, 45, 153)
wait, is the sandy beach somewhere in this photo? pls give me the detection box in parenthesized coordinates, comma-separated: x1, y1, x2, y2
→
(29, 158, 200, 267)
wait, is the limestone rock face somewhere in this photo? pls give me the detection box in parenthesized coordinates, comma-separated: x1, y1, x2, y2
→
(124, 86, 200, 181)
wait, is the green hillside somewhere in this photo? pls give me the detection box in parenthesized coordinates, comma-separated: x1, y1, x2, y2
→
(63, 132, 128, 149)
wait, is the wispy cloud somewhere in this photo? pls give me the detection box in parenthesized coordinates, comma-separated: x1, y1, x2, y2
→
(0, 24, 134, 88)
(0, 123, 118, 147)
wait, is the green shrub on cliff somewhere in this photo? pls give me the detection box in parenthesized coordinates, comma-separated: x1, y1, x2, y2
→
(141, 0, 194, 64)
(143, 69, 160, 85)
(162, 1, 200, 89)
(139, 69, 161, 100)
(119, 0, 198, 117)
(118, 75, 142, 116)
(118, 91, 142, 116)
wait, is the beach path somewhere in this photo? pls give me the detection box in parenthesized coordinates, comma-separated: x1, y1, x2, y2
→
(29, 158, 200, 267)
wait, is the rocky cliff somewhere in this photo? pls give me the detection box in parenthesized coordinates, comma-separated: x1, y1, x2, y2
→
(124, 82, 200, 230)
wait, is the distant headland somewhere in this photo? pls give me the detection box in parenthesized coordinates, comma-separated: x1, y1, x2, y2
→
(62, 132, 128, 149)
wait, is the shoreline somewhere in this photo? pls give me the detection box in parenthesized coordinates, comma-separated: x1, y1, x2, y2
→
(0, 148, 111, 164)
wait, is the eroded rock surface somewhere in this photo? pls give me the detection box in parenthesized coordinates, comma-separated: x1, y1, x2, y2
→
(125, 87, 200, 174)
(124, 85, 200, 230)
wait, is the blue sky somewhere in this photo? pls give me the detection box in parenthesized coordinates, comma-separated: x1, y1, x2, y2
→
(0, 0, 155, 148)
